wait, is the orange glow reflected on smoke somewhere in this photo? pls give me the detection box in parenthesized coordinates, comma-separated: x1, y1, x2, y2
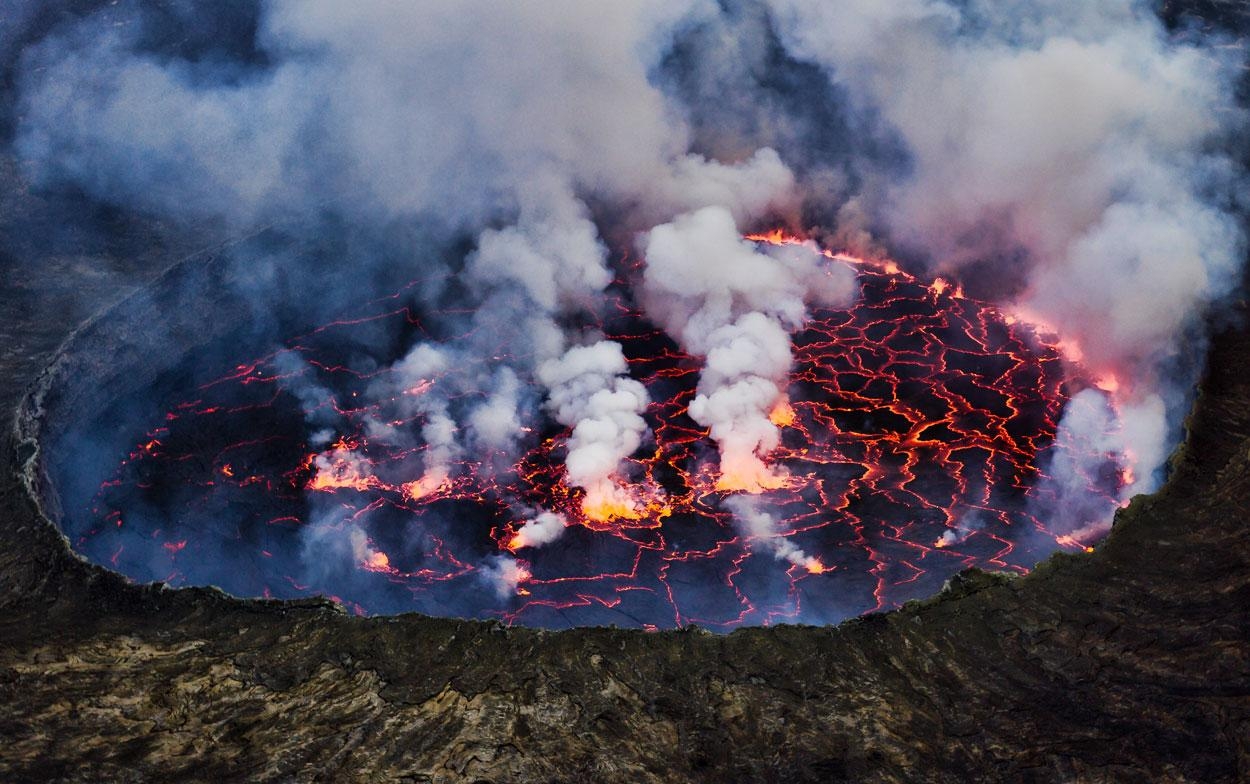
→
(744, 228, 806, 245)
(1095, 374, 1120, 394)
(401, 471, 450, 501)
(308, 461, 377, 493)
(581, 481, 644, 522)
(714, 456, 791, 494)
(580, 481, 671, 525)
(515, 563, 532, 593)
(769, 398, 796, 428)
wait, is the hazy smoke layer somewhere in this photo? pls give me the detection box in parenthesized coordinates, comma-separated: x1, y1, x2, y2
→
(11, 0, 1246, 604)
(762, 0, 1247, 530)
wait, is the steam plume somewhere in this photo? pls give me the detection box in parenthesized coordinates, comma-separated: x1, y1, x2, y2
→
(642, 206, 857, 491)
(538, 342, 652, 519)
(763, 0, 1247, 528)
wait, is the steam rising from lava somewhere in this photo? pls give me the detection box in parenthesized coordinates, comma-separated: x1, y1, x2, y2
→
(642, 206, 858, 491)
(538, 342, 651, 520)
(10, 0, 1247, 625)
(763, 0, 1247, 521)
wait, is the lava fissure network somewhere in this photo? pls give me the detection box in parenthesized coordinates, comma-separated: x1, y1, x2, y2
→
(73, 234, 1125, 630)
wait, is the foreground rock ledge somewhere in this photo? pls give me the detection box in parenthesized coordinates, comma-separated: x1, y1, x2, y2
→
(0, 258, 1246, 783)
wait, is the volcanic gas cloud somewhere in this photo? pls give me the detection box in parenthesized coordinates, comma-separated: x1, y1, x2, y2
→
(18, 1, 1246, 628)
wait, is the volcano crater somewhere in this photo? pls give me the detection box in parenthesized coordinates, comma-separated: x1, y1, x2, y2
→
(19, 234, 1131, 632)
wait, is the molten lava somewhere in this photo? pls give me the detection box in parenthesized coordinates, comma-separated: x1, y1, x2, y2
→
(79, 233, 1129, 629)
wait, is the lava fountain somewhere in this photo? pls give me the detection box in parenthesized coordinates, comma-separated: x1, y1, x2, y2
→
(57, 233, 1128, 630)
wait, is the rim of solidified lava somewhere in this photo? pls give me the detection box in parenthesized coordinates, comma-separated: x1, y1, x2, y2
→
(12, 245, 267, 594)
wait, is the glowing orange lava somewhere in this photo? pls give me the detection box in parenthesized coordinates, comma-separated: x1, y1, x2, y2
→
(769, 398, 796, 428)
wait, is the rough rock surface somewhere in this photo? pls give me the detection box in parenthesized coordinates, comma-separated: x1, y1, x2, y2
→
(1, 3, 1249, 781)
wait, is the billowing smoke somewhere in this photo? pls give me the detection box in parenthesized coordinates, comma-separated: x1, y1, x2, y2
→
(761, 0, 1247, 532)
(538, 342, 652, 519)
(508, 511, 569, 552)
(642, 206, 857, 491)
(10, 0, 1247, 618)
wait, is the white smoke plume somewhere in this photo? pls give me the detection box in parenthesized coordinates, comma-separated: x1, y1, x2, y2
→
(310, 343, 463, 501)
(508, 511, 569, 551)
(538, 342, 652, 519)
(479, 555, 531, 600)
(936, 510, 990, 550)
(391, 345, 459, 496)
(271, 350, 340, 447)
(1036, 388, 1168, 541)
(468, 179, 613, 319)
(300, 515, 390, 582)
(469, 368, 525, 455)
(726, 495, 823, 572)
(467, 180, 648, 510)
(642, 206, 857, 491)
(763, 0, 1247, 510)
